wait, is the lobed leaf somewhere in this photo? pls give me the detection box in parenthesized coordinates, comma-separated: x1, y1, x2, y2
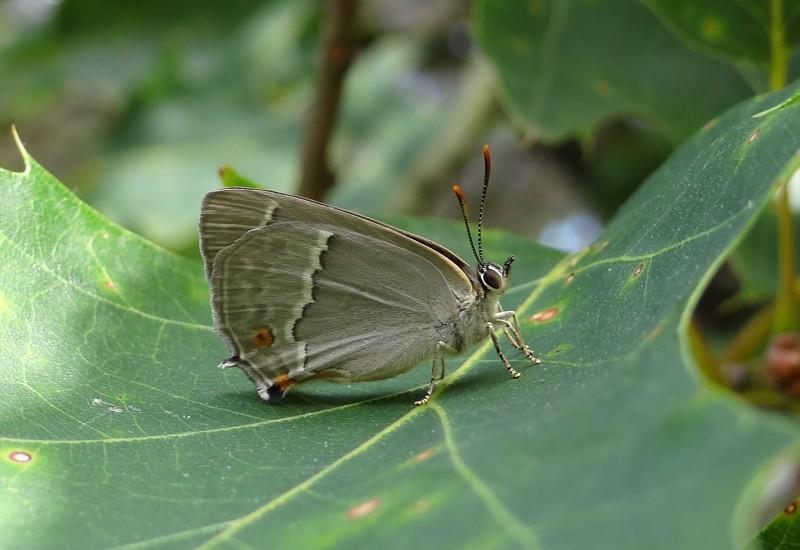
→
(3, 82, 800, 548)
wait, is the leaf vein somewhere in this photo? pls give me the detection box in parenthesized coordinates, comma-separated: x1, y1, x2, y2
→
(431, 402, 539, 549)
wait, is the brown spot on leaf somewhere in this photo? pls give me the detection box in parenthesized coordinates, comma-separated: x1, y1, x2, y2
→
(701, 17, 722, 39)
(748, 129, 760, 144)
(413, 448, 435, 463)
(414, 499, 431, 515)
(508, 35, 529, 54)
(565, 272, 575, 285)
(103, 278, 117, 291)
(347, 497, 381, 520)
(253, 327, 274, 349)
(528, 307, 559, 323)
(632, 263, 644, 278)
(593, 80, 611, 97)
(786, 501, 797, 514)
(528, 0, 545, 15)
(8, 451, 32, 463)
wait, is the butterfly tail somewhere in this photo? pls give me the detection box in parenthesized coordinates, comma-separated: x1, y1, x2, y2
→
(218, 355, 288, 404)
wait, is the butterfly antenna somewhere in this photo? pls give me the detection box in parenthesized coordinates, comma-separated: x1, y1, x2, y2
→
(477, 144, 491, 264)
(452, 184, 482, 266)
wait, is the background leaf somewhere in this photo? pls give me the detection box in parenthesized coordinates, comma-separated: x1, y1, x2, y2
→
(472, 0, 754, 142)
(644, 0, 800, 69)
(4, 82, 800, 548)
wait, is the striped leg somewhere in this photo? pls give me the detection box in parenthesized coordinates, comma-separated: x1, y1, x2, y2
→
(415, 341, 456, 406)
(488, 322, 521, 378)
(495, 307, 540, 365)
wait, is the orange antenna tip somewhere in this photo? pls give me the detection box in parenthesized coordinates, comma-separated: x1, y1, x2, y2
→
(451, 183, 465, 200)
(482, 144, 492, 176)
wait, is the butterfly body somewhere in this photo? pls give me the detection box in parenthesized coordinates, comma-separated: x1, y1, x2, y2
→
(199, 146, 539, 405)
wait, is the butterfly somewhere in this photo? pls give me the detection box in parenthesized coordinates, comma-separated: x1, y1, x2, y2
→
(199, 145, 540, 406)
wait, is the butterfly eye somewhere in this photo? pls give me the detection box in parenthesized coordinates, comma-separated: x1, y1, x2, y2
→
(481, 268, 504, 290)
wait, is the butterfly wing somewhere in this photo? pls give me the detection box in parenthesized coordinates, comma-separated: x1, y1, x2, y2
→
(200, 188, 477, 401)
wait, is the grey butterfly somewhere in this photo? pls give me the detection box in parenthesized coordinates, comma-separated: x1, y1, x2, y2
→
(199, 145, 540, 406)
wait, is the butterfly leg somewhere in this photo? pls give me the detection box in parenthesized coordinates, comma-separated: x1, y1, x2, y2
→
(488, 322, 521, 379)
(415, 341, 456, 406)
(494, 318, 541, 365)
(495, 307, 541, 365)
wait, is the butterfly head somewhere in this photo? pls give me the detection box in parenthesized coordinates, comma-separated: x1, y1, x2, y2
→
(478, 256, 514, 294)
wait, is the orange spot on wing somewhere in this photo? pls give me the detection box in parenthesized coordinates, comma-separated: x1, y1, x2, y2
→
(275, 373, 296, 391)
(253, 327, 274, 348)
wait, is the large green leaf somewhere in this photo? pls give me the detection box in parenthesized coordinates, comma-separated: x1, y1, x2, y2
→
(472, 0, 753, 142)
(4, 83, 800, 549)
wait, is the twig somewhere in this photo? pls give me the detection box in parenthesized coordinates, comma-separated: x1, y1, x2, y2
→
(297, 0, 360, 200)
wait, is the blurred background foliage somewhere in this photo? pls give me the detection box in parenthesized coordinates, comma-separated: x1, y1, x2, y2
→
(7, 0, 795, 259)
(3, 0, 800, 325)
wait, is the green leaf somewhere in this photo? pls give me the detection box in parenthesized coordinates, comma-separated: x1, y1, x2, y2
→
(4, 81, 800, 549)
(472, 0, 754, 142)
(752, 498, 800, 549)
(644, 0, 800, 69)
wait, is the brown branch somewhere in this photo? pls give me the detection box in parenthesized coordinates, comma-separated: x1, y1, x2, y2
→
(297, 0, 360, 201)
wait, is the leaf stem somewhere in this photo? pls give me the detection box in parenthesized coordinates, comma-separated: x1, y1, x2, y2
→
(769, 0, 788, 91)
(771, 0, 796, 333)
